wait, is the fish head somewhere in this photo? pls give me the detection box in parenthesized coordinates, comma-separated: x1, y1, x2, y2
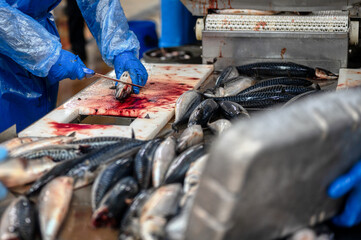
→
(315, 68, 338, 80)
(92, 205, 116, 228)
(115, 84, 132, 101)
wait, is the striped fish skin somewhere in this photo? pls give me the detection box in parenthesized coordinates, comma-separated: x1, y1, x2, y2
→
(71, 136, 131, 144)
(38, 177, 74, 240)
(215, 66, 239, 88)
(92, 177, 139, 228)
(188, 99, 219, 127)
(91, 157, 133, 211)
(236, 62, 315, 78)
(241, 85, 315, 96)
(9, 137, 75, 158)
(27, 139, 146, 196)
(22, 148, 83, 162)
(164, 144, 205, 185)
(0, 196, 36, 240)
(134, 139, 162, 189)
(238, 77, 314, 95)
(214, 92, 295, 108)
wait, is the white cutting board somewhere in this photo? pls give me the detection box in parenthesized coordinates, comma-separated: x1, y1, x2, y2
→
(19, 64, 213, 140)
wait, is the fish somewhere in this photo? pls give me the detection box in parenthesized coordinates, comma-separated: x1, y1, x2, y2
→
(165, 195, 194, 240)
(215, 66, 239, 88)
(0, 196, 36, 240)
(27, 139, 145, 196)
(213, 92, 295, 108)
(0, 157, 58, 188)
(188, 99, 219, 127)
(236, 62, 338, 79)
(115, 80, 133, 101)
(241, 84, 316, 96)
(221, 76, 256, 97)
(71, 136, 138, 150)
(92, 176, 139, 227)
(183, 154, 209, 196)
(238, 77, 315, 95)
(172, 90, 203, 131)
(152, 136, 177, 188)
(140, 184, 182, 240)
(91, 157, 133, 211)
(38, 176, 74, 240)
(67, 140, 145, 189)
(176, 125, 204, 153)
(0, 137, 43, 151)
(121, 190, 153, 239)
(164, 144, 205, 184)
(208, 119, 232, 135)
(218, 101, 250, 120)
(21, 148, 84, 162)
(135, 139, 162, 189)
(9, 136, 75, 158)
(282, 90, 320, 108)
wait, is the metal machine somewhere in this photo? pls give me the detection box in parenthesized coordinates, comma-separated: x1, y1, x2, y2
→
(181, 0, 361, 72)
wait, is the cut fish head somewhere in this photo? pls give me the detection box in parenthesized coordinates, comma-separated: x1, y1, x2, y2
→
(315, 68, 338, 80)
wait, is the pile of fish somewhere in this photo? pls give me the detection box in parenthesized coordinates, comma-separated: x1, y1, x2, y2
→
(0, 132, 208, 240)
(173, 62, 337, 135)
(0, 62, 338, 240)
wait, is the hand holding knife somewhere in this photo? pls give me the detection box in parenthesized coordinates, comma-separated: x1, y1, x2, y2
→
(82, 68, 144, 88)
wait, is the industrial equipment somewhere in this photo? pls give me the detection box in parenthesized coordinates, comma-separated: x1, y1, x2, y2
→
(181, 0, 361, 72)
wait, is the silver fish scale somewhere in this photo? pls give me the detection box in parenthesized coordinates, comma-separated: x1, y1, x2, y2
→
(206, 11, 348, 33)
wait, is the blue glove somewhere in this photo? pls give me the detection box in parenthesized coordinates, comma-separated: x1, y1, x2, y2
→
(0, 147, 8, 200)
(47, 49, 92, 84)
(114, 52, 148, 94)
(328, 160, 361, 227)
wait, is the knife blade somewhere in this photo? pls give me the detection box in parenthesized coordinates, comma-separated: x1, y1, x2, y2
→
(83, 68, 144, 88)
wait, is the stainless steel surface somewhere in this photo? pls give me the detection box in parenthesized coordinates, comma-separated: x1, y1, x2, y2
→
(202, 30, 349, 72)
(181, 0, 361, 16)
(186, 88, 361, 240)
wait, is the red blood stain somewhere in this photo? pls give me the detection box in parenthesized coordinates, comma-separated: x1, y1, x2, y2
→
(49, 122, 112, 136)
(64, 79, 196, 118)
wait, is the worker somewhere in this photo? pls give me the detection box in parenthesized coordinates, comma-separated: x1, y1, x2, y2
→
(0, 147, 7, 200)
(328, 160, 361, 227)
(0, 0, 148, 133)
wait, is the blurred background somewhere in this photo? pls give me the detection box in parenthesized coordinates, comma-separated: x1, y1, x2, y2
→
(54, 0, 161, 106)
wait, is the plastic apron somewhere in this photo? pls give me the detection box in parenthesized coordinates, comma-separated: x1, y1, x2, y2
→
(0, 0, 61, 133)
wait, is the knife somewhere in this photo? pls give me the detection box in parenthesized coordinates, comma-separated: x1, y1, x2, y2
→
(83, 68, 144, 88)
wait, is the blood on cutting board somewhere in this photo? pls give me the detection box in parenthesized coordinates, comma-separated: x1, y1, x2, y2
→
(64, 79, 196, 118)
(49, 122, 113, 136)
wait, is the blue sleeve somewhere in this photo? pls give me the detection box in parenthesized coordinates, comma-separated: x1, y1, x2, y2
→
(76, 0, 140, 67)
(0, 0, 62, 77)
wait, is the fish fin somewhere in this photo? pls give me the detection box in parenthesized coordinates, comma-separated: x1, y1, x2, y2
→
(171, 123, 179, 133)
(109, 86, 116, 90)
(67, 132, 76, 137)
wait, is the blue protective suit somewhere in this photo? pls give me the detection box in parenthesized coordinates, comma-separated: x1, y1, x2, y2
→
(0, 0, 139, 132)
